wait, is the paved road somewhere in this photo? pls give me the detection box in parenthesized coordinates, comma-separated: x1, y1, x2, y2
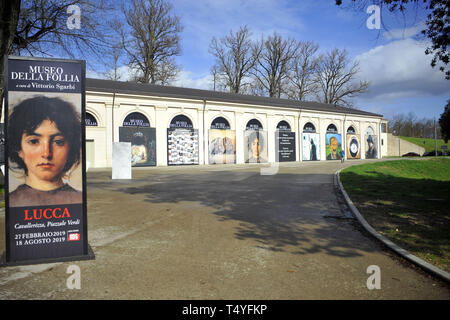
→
(0, 160, 449, 299)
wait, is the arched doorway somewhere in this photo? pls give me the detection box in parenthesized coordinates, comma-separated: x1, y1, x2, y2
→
(119, 112, 156, 166)
(209, 116, 235, 164)
(167, 114, 199, 165)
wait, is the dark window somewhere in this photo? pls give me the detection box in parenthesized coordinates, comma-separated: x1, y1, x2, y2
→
(347, 126, 355, 134)
(85, 112, 98, 126)
(170, 114, 193, 128)
(277, 120, 291, 131)
(303, 122, 316, 133)
(211, 117, 230, 130)
(246, 119, 263, 130)
(327, 124, 338, 133)
(123, 112, 150, 127)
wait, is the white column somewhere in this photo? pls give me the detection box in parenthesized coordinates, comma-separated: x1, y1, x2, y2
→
(105, 102, 113, 167)
(155, 106, 168, 166)
(267, 114, 276, 163)
(295, 114, 300, 162)
(235, 111, 245, 164)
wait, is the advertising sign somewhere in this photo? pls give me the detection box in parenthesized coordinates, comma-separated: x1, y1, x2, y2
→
(244, 130, 268, 163)
(302, 133, 320, 161)
(167, 128, 199, 165)
(208, 129, 236, 164)
(365, 135, 378, 159)
(275, 131, 296, 162)
(325, 133, 342, 160)
(347, 134, 361, 159)
(2, 56, 94, 266)
(0, 124, 4, 165)
(119, 127, 156, 166)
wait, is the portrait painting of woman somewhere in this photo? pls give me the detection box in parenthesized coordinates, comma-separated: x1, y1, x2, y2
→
(245, 131, 267, 163)
(8, 96, 82, 207)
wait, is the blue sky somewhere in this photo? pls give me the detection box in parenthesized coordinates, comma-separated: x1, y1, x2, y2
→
(90, 0, 450, 121)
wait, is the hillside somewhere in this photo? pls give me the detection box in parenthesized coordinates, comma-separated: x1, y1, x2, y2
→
(399, 136, 450, 153)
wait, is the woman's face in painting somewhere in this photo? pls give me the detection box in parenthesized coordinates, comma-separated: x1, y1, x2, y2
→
(251, 137, 261, 158)
(18, 119, 69, 186)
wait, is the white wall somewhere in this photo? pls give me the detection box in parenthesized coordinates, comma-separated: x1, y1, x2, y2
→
(85, 91, 386, 168)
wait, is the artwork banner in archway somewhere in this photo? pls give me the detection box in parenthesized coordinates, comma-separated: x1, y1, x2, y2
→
(275, 131, 296, 162)
(119, 127, 156, 166)
(325, 133, 342, 160)
(208, 129, 236, 164)
(347, 134, 361, 159)
(244, 130, 268, 163)
(2, 56, 94, 267)
(167, 128, 199, 165)
(302, 133, 320, 161)
(365, 135, 378, 159)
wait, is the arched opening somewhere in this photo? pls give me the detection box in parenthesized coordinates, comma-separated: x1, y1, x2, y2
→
(245, 119, 266, 163)
(85, 112, 98, 126)
(365, 126, 377, 159)
(246, 119, 263, 130)
(276, 120, 291, 131)
(169, 114, 193, 129)
(210, 116, 230, 130)
(123, 112, 150, 127)
(327, 123, 338, 133)
(276, 121, 295, 162)
(303, 122, 316, 133)
(119, 112, 156, 166)
(366, 126, 375, 135)
(167, 114, 198, 165)
(209, 117, 235, 164)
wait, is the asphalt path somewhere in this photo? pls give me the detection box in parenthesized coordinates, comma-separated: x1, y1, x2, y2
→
(0, 160, 449, 299)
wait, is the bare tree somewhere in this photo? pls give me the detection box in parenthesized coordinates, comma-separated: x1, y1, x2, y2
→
(104, 42, 123, 81)
(389, 111, 441, 139)
(315, 48, 369, 107)
(286, 41, 320, 101)
(209, 25, 260, 93)
(252, 32, 300, 98)
(119, 0, 183, 85)
(1, 0, 112, 117)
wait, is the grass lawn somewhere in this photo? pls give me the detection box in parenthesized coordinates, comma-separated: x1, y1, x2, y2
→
(399, 136, 450, 153)
(340, 158, 450, 272)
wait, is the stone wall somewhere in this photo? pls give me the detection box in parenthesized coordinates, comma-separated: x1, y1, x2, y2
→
(387, 133, 425, 156)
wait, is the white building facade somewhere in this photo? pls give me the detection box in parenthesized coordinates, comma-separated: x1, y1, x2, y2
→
(85, 79, 388, 168)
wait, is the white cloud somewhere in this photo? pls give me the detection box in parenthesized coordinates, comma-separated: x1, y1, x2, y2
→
(383, 22, 426, 40)
(355, 38, 450, 102)
(170, 70, 213, 90)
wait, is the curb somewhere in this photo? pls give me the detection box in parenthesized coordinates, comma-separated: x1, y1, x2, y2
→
(336, 168, 450, 284)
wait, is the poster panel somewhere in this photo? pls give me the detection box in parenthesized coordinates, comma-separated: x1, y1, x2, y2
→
(302, 133, 320, 161)
(167, 128, 199, 165)
(325, 133, 343, 160)
(0, 124, 4, 165)
(244, 130, 268, 163)
(119, 127, 156, 166)
(208, 129, 236, 164)
(112, 142, 131, 179)
(275, 131, 296, 162)
(3, 56, 93, 265)
(347, 134, 361, 159)
(365, 134, 378, 159)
